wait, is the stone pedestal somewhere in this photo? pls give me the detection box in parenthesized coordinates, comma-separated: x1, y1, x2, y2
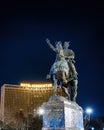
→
(42, 95, 84, 130)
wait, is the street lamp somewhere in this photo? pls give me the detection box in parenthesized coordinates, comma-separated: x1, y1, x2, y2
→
(91, 127, 94, 130)
(85, 108, 93, 121)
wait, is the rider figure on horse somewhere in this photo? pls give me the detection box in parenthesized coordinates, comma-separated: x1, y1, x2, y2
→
(63, 41, 78, 79)
(63, 41, 78, 101)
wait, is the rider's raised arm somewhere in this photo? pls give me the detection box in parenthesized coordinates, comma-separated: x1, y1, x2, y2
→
(46, 38, 56, 52)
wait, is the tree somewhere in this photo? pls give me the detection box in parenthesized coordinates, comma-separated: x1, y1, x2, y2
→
(15, 109, 25, 130)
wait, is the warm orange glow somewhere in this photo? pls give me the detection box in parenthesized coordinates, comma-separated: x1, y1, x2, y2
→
(20, 82, 52, 88)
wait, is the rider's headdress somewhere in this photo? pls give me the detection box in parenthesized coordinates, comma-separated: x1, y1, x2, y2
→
(55, 41, 62, 45)
(64, 41, 70, 46)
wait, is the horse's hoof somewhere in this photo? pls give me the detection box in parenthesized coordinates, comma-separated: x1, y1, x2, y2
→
(65, 96, 69, 99)
(72, 98, 76, 102)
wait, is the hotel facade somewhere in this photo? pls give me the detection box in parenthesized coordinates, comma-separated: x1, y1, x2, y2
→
(0, 82, 65, 124)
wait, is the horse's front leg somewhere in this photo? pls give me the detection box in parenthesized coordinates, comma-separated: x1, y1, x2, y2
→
(62, 86, 70, 100)
(62, 71, 67, 84)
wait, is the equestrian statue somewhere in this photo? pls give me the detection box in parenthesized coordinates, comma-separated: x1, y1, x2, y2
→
(46, 38, 78, 102)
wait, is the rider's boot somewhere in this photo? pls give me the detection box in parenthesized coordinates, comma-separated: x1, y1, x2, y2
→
(63, 79, 67, 84)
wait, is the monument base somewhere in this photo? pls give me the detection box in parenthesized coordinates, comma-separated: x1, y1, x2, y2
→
(42, 95, 84, 130)
(42, 128, 64, 130)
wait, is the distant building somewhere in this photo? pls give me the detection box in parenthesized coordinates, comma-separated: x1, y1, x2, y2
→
(84, 116, 104, 130)
(93, 117, 104, 129)
(0, 82, 65, 124)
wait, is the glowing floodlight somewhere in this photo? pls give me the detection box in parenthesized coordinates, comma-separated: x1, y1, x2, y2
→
(91, 127, 94, 130)
(37, 107, 45, 115)
(86, 108, 93, 114)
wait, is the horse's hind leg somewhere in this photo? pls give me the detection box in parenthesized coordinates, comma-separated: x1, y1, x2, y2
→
(73, 88, 77, 102)
(72, 80, 78, 102)
(53, 75, 57, 94)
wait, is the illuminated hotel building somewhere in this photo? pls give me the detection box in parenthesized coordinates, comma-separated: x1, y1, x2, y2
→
(0, 82, 65, 124)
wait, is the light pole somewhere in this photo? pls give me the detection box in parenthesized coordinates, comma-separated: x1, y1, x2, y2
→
(85, 108, 93, 121)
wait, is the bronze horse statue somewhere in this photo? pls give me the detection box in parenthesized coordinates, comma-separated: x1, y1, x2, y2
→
(47, 59, 78, 102)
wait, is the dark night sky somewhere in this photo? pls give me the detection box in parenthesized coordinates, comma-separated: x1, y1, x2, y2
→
(0, 0, 104, 117)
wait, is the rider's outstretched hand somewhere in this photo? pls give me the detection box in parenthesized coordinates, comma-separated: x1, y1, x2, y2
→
(46, 38, 50, 44)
